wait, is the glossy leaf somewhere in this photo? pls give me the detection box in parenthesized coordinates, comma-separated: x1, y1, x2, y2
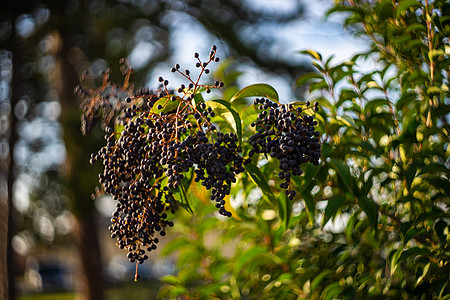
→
(230, 83, 279, 102)
(152, 95, 181, 114)
(206, 99, 242, 145)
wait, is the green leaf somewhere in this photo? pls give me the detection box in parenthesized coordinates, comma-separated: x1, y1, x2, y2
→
(245, 164, 276, 205)
(329, 159, 353, 193)
(161, 237, 192, 256)
(376, 0, 394, 20)
(390, 246, 403, 275)
(398, 247, 431, 263)
(230, 84, 279, 102)
(161, 275, 183, 285)
(321, 282, 343, 300)
(337, 115, 357, 128)
(295, 72, 323, 87)
(406, 23, 426, 33)
(174, 183, 194, 215)
(309, 80, 329, 92)
(427, 177, 450, 198)
(395, 93, 416, 111)
(206, 99, 242, 145)
(323, 194, 346, 226)
(435, 220, 448, 242)
(364, 98, 389, 114)
(152, 95, 181, 114)
(395, 0, 421, 17)
(416, 262, 431, 287)
(235, 245, 268, 272)
(403, 227, 426, 244)
(345, 212, 357, 245)
(278, 191, 291, 231)
(193, 92, 205, 107)
(358, 196, 378, 229)
(310, 270, 331, 293)
(114, 123, 124, 140)
(302, 193, 316, 222)
(300, 49, 322, 61)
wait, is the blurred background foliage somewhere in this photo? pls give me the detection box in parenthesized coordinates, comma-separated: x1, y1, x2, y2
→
(0, 0, 312, 299)
(0, 0, 448, 299)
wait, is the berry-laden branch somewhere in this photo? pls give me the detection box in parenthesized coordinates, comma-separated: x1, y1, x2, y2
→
(77, 46, 322, 281)
(83, 46, 245, 280)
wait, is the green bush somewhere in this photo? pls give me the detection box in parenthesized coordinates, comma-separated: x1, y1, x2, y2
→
(158, 1, 449, 299)
(82, 1, 449, 299)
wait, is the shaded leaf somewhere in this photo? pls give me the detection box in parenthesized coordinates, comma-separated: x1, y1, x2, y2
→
(358, 196, 378, 229)
(396, 0, 421, 17)
(174, 182, 194, 215)
(329, 158, 353, 193)
(296, 72, 323, 87)
(278, 191, 290, 231)
(235, 245, 268, 272)
(323, 194, 346, 226)
(311, 270, 331, 293)
(321, 282, 343, 300)
(245, 164, 276, 205)
(398, 247, 431, 263)
(427, 177, 450, 198)
(416, 262, 431, 287)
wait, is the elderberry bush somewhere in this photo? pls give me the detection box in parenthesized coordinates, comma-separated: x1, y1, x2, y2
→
(88, 46, 245, 279)
(248, 98, 321, 200)
(80, 45, 322, 281)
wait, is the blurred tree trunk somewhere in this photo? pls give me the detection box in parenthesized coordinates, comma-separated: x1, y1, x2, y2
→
(1, 3, 22, 298)
(0, 185, 8, 299)
(7, 37, 19, 300)
(51, 29, 105, 299)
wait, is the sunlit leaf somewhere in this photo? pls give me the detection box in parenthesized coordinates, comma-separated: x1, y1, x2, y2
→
(152, 95, 181, 114)
(206, 99, 242, 145)
(230, 83, 279, 102)
(416, 262, 431, 287)
(299, 49, 322, 61)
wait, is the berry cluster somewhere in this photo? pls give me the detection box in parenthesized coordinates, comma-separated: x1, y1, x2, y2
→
(89, 46, 244, 279)
(80, 46, 322, 280)
(248, 98, 321, 200)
